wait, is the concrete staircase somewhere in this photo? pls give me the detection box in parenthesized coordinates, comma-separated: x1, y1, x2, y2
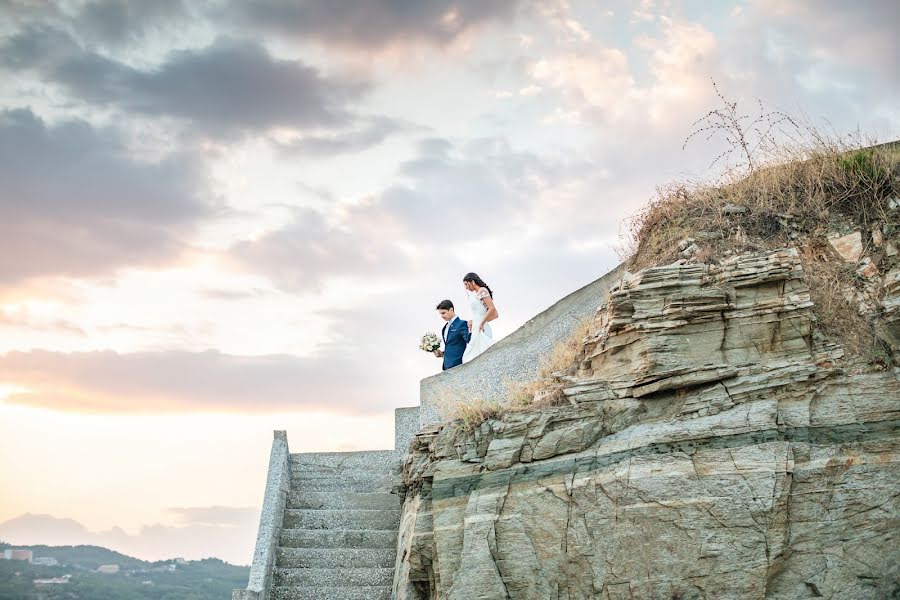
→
(270, 450, 401, 600)
(232, 408, 420, 600)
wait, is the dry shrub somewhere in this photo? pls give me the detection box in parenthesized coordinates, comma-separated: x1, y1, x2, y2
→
(799, 246, 866, 355)
(546, 316, 594, 373)
(444, 397, 504, 434)
(627, 141, 899, 271)
(507, 316, 595, 411)
(627, 82, 898, 270)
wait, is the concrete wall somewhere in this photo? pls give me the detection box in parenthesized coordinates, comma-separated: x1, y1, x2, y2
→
(419, 263, 625, 426)
(393, 406, 421, 455)
(233, 430, 290, 600)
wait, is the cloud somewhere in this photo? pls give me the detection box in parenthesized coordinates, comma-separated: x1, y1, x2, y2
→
(166, 506, 254, 527)
(352, 136, 555, 238)
(0, 510, 257, 564)
(1, 109, 204, 222)
(530, 47, 636, 122)
(274, 115, 419, 156)
(226, 207, 415, 292)
(227, 136, 566, 291)
(0, 1, 189, 46)
(230, 0, 523, 49)
(691, 1, 900, 134)
(749, 0, 900, 83)
(0, 24, 80, 70)
(0, 349, 396, 414)
(530, 17, 719, 127)
(630, 0, 671, 23)
(75, 0, 188, 45)
(0, 108, 210, 284)
(730, 0, 900, 124)
(4, 0, 526, 54)
(0, 307, 87, 337)
(0, 0, 63, 26)
(637, 17, 719, 105)
(1, 30, 368, 137)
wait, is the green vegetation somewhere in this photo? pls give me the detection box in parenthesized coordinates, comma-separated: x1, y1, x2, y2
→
(0, 542, 248, 600)
(8, 544, 146, 571)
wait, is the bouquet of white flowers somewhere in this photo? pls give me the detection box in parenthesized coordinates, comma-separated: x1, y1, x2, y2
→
(419, 332, 441, 352)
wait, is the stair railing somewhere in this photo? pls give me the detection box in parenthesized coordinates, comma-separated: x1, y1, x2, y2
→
(232, 430, 291, 600)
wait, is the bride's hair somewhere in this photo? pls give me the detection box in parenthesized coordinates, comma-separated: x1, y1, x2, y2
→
(463, 272, 493, 298)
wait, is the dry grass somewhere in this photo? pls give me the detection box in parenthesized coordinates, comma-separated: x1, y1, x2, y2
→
(798, 243, 869, 355)
(625, 135, 899, 365)
(507, 316, 595, 411)
(800, 242, 894, 365)
(444, 397, 504, 433)
(434, 387, 505, 433)
(626, 141, 899, 271)
(439, 318, 596, 433)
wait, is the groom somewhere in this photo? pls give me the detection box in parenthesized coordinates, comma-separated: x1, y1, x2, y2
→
(434, 300, 470, 370)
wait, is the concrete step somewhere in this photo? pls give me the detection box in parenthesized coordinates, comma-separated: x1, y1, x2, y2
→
(280, 529, 397, 549)
(290, 456, 398, 479)
(290, 467, 394, 480)
(274, 566, 394, 587)
(288, 491, 399, 511)
(282, 509, 400, 531)
(271, 585, 392, 600)
(291, 449, 397, 470)
(290, 475, 392, 493)
(276, 547, 395, 569)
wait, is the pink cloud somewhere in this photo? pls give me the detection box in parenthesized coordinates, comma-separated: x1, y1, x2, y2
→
(528, 16, 720, 128)
(0, 349, 395, 415)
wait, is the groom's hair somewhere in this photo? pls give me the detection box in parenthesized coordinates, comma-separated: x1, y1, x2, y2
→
(436, 300, 454, 310)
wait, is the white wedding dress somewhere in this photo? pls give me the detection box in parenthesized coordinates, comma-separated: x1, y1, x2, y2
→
(463, 289, 494, 363)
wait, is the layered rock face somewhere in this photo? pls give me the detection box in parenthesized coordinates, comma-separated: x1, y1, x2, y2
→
(393, 250, 900, 599)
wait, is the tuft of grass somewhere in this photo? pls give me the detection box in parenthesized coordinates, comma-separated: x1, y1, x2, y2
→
(445, 397, 504, 433)
(507, 317, 595, 411)
(439, 318, 596, 433)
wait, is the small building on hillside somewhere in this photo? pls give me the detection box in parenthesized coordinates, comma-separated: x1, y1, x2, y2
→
(96, 564, 120, 574)
(33, 557, 59, 567)
(34, 575, 71, 585)
(2, 549, 33, 563)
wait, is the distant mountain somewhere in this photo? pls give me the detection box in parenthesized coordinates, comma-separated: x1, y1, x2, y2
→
(0, 514, 99, 546)
(0, 540, 248, 600)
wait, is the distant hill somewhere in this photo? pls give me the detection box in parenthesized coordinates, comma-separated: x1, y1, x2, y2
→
(0, 512, 258, 565)
(1, 542, 147, 570)
(0, 540, 248, 600)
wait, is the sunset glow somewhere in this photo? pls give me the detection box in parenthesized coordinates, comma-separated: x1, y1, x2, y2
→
(1, 0, 897, 565)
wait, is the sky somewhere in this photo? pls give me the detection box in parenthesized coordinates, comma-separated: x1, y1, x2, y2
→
(0, 0, 897, 566)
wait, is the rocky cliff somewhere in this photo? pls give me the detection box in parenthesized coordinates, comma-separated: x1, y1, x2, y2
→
(392, 248, 900, 599)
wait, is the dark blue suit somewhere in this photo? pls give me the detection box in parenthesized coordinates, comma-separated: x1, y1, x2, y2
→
(442, 317, 471, 370)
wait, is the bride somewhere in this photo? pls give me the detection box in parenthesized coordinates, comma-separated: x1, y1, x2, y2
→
(462, 272, 499, 363)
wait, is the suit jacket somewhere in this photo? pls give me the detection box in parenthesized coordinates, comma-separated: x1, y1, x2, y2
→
(442, 317, 471, 370)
